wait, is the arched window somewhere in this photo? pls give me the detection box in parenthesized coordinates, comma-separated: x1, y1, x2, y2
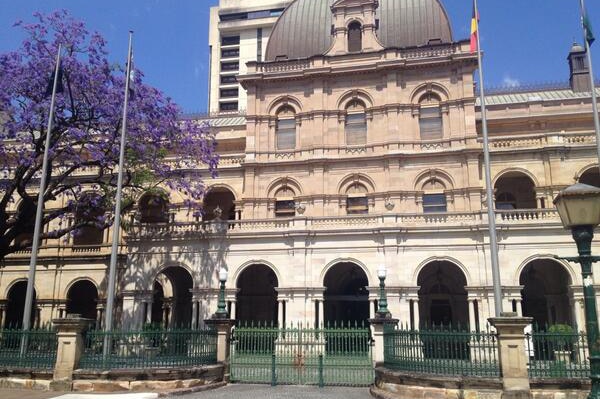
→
(274, 186, 296, 217)
(346, 182, 368, 214)
(139, 191, 169, 223)
(276, 106, 296, 150)
(348, 21, 362, 53)
(345, 100, 367, 145)
(73, 193, 105, 246)
(422, 179, 447, 213)
(419, 93, 443, 140)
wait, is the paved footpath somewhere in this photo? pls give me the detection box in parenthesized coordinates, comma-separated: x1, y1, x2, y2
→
(171, 384, 373, 399)
(0, 384, 372, 399)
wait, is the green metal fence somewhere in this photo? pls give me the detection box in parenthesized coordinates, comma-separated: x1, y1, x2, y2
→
(0, 328, 57, 370)
(79, 328, 217, 370)
(526, 329, 590, 379)
(230, 322, 373, 386)
(384, 325, 500, 377)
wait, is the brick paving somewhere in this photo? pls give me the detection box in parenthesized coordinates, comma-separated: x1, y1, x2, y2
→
(171, 384, 372, 399)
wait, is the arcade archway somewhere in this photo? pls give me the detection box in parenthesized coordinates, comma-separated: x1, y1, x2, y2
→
(150, 266, 193, 328)
(520, 259, 573, 327)
(323, 262, 369, 326)
(236, 264, 278, 324)
(66, 280, 98, 321)
(417, 261, 468, 328)
(4, 281, 36, 328)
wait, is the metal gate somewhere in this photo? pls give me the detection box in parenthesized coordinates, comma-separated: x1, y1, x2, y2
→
(230, 323, 373, 386)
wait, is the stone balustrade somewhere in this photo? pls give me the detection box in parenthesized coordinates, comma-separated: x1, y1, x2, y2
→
(127, 209, 562, 240)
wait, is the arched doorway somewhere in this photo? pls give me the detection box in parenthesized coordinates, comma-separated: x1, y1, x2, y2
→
(151, 266, 193, 328)
(4, 281, 36, 328)
(66, 280, 98, 321)
(520, 259, 573, 327)
(323, 262, 369, 326)
(494, 172, 537, 209)
(236, 264, 278, 324)
(418, 261, 468, 328)
(203, 187, 236, 221)
(579, 167, 600, 187)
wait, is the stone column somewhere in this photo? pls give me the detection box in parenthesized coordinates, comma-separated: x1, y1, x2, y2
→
(0, 304, 6, 328)
(489, 313, 533, 399)
(192, 301, 199, 329)
(515, 299, 523, 317)
(412, 299, 420, 330)
(318, 300, 325, 327)
(95, 304, 104, 330)
(230, 300, 237, 320)
(51, 316, 93, 390)
(468, 299, 478, 332)
(145, 300, 153, 325)
(277, 300, 284, 327)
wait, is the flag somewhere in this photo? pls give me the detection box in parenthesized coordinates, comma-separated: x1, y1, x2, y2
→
(44, 61, 64, 97)
(127, 53, 135, 99)
(584, 11, 595, 46)
(470, 0, 479, 53)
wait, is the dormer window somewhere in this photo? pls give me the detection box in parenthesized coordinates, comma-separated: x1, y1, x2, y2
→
(348, 21, 362, 52)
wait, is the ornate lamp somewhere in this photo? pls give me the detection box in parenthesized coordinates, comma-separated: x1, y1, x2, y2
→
(376, 265, 389, 317)
(554, 183, 600, 399)
(215, 267, 228, 318)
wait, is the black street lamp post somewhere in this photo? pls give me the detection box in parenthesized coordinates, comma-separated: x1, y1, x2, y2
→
(215, 267, 228, 319)
(377, 265, 390, 317)
(554, 183, 600, 399)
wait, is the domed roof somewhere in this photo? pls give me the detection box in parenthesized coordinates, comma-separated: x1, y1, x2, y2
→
(265, 0, 454, 62)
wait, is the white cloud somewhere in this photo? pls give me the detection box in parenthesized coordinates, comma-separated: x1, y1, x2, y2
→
(502, 75, 520, 87)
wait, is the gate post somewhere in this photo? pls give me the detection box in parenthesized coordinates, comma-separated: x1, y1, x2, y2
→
(205, 317, 235, 363)
(369, 315, 398, 366)
(489, 313, 533, 399)
(50, 314, 93, 391)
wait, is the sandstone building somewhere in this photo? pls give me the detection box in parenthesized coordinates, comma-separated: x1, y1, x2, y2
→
(2, 0, 600, 334)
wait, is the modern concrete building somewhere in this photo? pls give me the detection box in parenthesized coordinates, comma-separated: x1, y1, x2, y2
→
(2, 0, 600, 335)
(208, 0, 293, 114)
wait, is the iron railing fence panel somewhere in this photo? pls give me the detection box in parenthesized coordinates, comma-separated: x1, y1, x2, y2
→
(526, 329, 590, 379)
(383, 325, 500, 378)
(0, 328, 57, 370)
(79, 328, 217, 370)
(230, 322, 373, 386)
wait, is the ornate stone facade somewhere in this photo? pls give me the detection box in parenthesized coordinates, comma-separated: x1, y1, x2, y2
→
(1, 0, 599, 333)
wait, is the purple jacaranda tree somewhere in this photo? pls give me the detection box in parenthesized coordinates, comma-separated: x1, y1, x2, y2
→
(0, 11, 218, 258)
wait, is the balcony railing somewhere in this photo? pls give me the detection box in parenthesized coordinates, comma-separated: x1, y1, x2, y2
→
(128, 209, 562, 239)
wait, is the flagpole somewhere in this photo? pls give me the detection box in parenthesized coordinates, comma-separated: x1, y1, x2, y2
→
(20, 44, 62, 338)
(474, 0, 503, 317)
(103, 31, 133, 358)
(580, 0, 600, 173)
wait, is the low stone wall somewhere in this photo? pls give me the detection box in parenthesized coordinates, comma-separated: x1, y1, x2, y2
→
(0, 364, 224, 392)
(71, 364, 224, 392)
(0, 368, 54, 390)
(374, 367, 591, 399)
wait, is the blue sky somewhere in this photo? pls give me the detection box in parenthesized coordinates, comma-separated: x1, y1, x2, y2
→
(0, 0, 599, 113)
